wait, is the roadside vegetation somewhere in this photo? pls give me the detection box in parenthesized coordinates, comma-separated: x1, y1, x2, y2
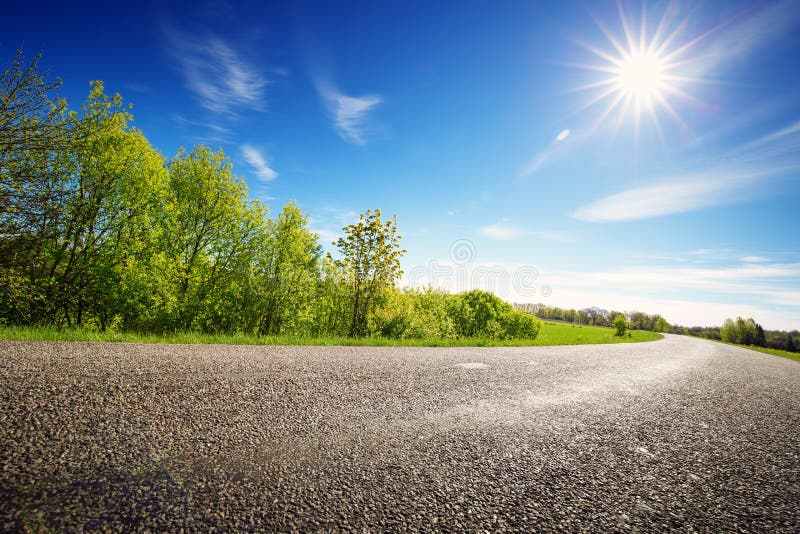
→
(0, 50, 789, 352)
(0, 321, 660, 347)
(725, 344, 800, 362)
(0, 49, 546, 344)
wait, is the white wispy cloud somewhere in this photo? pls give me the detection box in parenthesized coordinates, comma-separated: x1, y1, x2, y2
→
(689, 248, 726, 257)
(740, 256, 770, 263)
(692, 0, 800, 76)
(308, 207, 358, 247)
(539, 263, 800, 329)
(241, 145, 277, 181)
(733, 119, 800, 160)
(478, 222, 525, 241)
(312, 228, 341, 245)
(532, 288, 800, 332)
(571, 167, 787, 222)
(164, 27, 267, 113)
(314, 80, 382, 145)
(478, 220, 570, 242)
(170, 113, 231, 134)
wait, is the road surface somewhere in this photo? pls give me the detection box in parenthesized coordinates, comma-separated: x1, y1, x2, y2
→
(1, 335, 799, 531)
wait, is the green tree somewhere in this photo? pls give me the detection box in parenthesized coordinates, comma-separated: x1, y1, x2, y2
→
(721, 318, 736, 343)
(334, 209, 405, 337)
(0, 48, 69, 161)
(1, 80, 167, 328)
(311, 256, 353, 337)
(613, 313, 628, 336)
(654, 316, 670, 333)
(160, 145, 266, 332)
(248, 202, 321, 335)
(629, 311, 648, 330)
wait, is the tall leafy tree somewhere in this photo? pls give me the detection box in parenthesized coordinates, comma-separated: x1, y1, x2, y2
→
(1, 80, 167, 328)
(0, 48, 69, 159)
(161, 146, 266, 331)
(334, 209, 405, 337)
(248, 202, 321, 335)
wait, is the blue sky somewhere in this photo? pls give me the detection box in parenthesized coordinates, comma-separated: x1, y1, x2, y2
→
(4, 0, 800, 329)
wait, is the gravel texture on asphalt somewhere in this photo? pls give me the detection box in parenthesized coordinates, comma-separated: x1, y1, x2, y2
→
(1, 334, 799, 532)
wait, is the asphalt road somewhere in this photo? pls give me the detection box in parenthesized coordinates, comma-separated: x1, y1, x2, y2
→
(1, 335, 799, 531)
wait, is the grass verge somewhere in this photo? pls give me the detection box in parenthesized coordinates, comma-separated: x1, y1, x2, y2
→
(714, 339, 800, 362)
(0, 322, 662, 347)
(534, 322, 662, 345)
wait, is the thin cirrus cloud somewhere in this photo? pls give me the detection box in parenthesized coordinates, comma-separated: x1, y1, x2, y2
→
(170, 113, 231, 134)
(541, 262, 800, 329)
(571, 164, 792, 223)
(478, 220, 569, 242)
(547, 263, 800, 306)
(571, 116, 800, 222)
(308, 207, 358, 246)
(733, 119, 800, 161)
(691, 0, 800, 77)
(314, 80, 382, 145)
(478, 222, 525, 241)
(740, 256, 770, 263)
(163, 26, 268, 114)
(241, 145, 277, 181)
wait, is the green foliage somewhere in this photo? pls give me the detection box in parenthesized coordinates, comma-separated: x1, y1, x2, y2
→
(521, 303, 660, 330)
(673, 320, 798, 354)
(654, 316, 670, 333)
(333, 209, 405, 337)
(0, 322, 662, 347)
(156, 145, 266, 332)
(368, 288, 541, 340)
(1, 77, 168, 328)
(247, 202, 321, 335)
(0, 50, 774, 347)
(613, 314, 628, 337)
(721, 317, 766, 347)
(0, 48, 68, 158)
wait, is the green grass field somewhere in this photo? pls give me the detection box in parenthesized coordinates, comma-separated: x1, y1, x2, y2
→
(0, 322, 662, 347)
(531, 322, 662, 345)
(715, 340, 800, 362)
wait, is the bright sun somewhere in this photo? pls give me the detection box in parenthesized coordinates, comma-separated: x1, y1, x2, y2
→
(570, 4, 705, 139)
(614, 51, 665, 104)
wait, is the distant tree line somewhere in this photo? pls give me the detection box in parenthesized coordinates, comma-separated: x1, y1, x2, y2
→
(0, 49, 540, 340)
(669, 318, 799, 353)
(516, 302, 799, 353)
(514, 303, 671, 332)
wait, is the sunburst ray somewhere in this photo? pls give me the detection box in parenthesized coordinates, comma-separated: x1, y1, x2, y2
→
(570, 1, 711, 143)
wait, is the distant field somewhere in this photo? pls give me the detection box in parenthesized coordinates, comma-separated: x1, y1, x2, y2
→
(718, 341, 800, 362)
(532, 322, 662, 345)
(0, 322, 662, 347)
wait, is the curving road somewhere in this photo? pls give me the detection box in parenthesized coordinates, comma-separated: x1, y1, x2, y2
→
(1, 335, 799, 531)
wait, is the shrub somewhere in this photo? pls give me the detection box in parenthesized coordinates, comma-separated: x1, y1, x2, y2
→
(613, 314, 628, 337)
(369, 288, 540, 340)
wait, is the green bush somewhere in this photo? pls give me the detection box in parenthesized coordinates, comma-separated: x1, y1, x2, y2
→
(613, 314, 628, 337)
(371, 288, 540, 340)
